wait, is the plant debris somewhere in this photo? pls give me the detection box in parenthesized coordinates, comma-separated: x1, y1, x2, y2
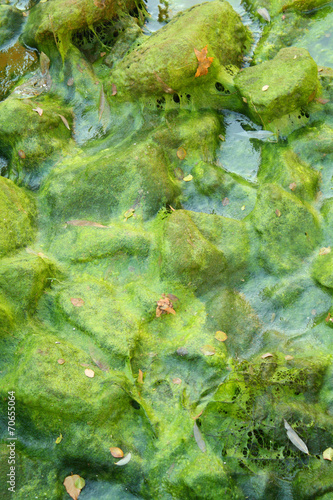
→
(156, 294, 176, 317)
(194, 46, 214, 77)
(63, 474, 85, 500)
(110, 447, 124, 458)
(284, 419, 309, 454)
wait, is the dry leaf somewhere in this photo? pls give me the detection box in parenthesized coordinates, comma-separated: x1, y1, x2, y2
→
(115, 452, 131, 465)
(222, 197, 229, 206)
(167, 293, 179, 302)
(111, 83, 117, 96)
(215, 331, 227, 342)
(177, 147, 187, 160)
(242, 97, 247, 103)
(67, 77, 74, 86)
(56, 433, 63, 444)
(325, 312, 332, 322)
(18, 150, 26, 159)
(315, 97, 329, 104)
(307, 88, 316, 102)
(137, 369, 144, 384)
(100, 52, 106, 57)
(289, 182, 297, 191)
(32, 107, 43, 116)
(58, 359, 65, 365)
(183, 174, 193, 182)
(63, 475, 85, 500)
(257, 7, 270, 22)
(99, 84, 105, 121)
(124, 208, 135, 220)
(58, 113, 70, 130)
(110, 447, 124, 458)
(66, 220, 108, 227)
(70, 297, 84, 307)
(201, 345, 215, 356)
(194, 46, 214, 77)
(262, 85, 269, 91)
(154, 72, 175, 94)
(84, 368, 95, 378)
(285, 355, 294, 361)
(323, 447, 333, 461)
(156, 294, 176, 317)
(172, 378, 182, 384)
(319, 247, 331, 255)
(193, 421, 206, 452)
(275, 209, 281, 217)
(261, 352, 273, 359)
(284, 419, 309, 454)
(22, 11, 29, 16)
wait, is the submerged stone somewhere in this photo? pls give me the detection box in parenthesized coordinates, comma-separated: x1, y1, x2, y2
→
(0, 4, 23, 48)
(0, 42, 38, 100)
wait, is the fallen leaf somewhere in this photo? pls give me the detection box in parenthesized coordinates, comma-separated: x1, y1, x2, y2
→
(319, 247, 331, 255)
(323, 447, 333, 461)
(67, 77, 74, 86)
(194, 46, 214, 77)
(289, 182, 297, 191)
(80, 363, 90, 367)
(169, 205, 176, 211)
(183, 174, 193, 182)
(154, 72, 175, 94)
(308, 88, 316, 102)
(57, 113, 70, 130)
(311, 309, 316, 315)
(261, 352, 273, 359)
(32, 107, 43, 116)
(99, 84, 105, 121)
(70, 298, 84, 307)
(58, 359, 65, 365)
(18, 150, 26, 159)
(325, 312, 331, 322)
(241, 205, 245, 211)
(111, 83, 117, 96)
(66, 220, 108, 227)
(56, 433, 63, 444)
(84, 368, 95, 378)
(284, 419, 309, 454)
(22, 11, 29, 16)
(282, 14, 286, 20)
(156, 294, 176, 317)
(177, 147, 187, 160)
(315, 97, 329, 104)
(275, 209, 281, 217)
(193, 421, 206, 452)
(124, 208, 135, 220)
(262, 85, 269, 91)
(285, 355, 294, 361)
(257, 7, 270, 22)
(242, 97, 247, 103)
(222, 197, 229, 206)
(63, 474, 85, 500)
(115, 452, 131, 465)
(219, 134, 225, 141)
(137, 369, 144, 384)
(201, 345, 215, 356)
(110, 447, 124, 458)
(172, 378, 182, 384)
(215, 331, 227, 342)
(167, 293, 179, 302)
(100, 52, 106, 57)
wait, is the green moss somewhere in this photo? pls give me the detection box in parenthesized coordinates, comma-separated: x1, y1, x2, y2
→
(0, 294, 14, 336)
(312, 251, 333, 289)
(235, 47, 318, 127)
(0, 5, 23, 47)
(0, 177, 36, 257)
(250, 183, 321, 274)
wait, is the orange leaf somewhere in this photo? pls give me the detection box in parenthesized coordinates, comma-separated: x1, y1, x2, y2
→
(18, 150, 26, 159)
(70, 297, 84, 307)
(194, 46, 214, 77)
(137, 369, 144, 384)
(110, 447, 124, 458)
(177, 147, 186, 160)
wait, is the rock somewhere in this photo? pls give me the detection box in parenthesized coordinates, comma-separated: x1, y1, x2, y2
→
(0, 42, 38, 100)
(235, 47, 318, 126)
(0, 5, 23, 48)
(0, 177, 36, 258)
(312, 251, 333, 289)
(250, 183, 321, 274)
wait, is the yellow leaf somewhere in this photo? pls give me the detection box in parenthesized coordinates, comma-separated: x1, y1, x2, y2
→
(241, 205, 245, 211)
(177, 147, 186, 160)
(63, 475, 85, 500)
(55, 433, 63, 444)
(110, 447, 124, 458)
(319, 247, 331, 255)
(215, 331, 227, 342)
(323, 447, 333, 461)
(84, 369, 95, 378)
(183, 174, 193, 182)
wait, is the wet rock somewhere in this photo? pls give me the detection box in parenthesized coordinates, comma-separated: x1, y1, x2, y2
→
(0, 42, 38, 100)
(235, 47, 318, 126)
(312, 251, 333, 289)
(0, 5, 23, 48)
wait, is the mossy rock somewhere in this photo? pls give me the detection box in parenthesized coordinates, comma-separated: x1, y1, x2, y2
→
(109, 0, 251, 100)
(160, 210, 228, 292)
(0, 251, 59, 316)
(234, 47, 318, 126)
(243, 0, 330, 18)
(250, 183, 321, 274)
(312, 251, 333, 289)
(0, 177, 36, 257)
(206, 288, 261, 355)
(0, 294, 14, 336)
(0, 5, 23, 47)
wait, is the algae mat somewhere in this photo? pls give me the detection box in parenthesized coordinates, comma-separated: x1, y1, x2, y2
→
(1, 0, 333, 498)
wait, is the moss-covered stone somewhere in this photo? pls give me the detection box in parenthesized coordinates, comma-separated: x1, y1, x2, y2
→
(0, 294, 14, 336)
(0, 5, 23, 47)
(234, 47, 318, 126)
(312, 251, 333, 289)
(0, 177, 36, 257)
(109, 0, 251, 100)
(160, 210, 228, 292)
(250, 183, 321, 274)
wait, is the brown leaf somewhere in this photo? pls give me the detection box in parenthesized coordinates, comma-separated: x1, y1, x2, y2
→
(100, 52, 106, 57)
(289, 182, 297, 191)
(308, 88, 316, 102)
(261, 352, 273, 359)
(222, 197, 229, 206)
(172, 377, 182, 384)
(63, 475, 85, 500)
(215, 331, 227, 342)
(70, 297, 84, 307)
(137, 369, 144, 384)
(177, 147, 186, 160)
(154, 72, 174, 94)
(111, 83, 117, 96)
(194, 46, 214, 77)
(32, 107, 43, 116)
(18, 150, 26, 159)
(58, 359, 65, 365)
(66, 220, 108, 227)
(319, 247, 331, 255)
(58, 113, 70, 130)
(156, 295, 176, 317)
(315, 97, 329, 104)
(67, 77, 74, 86)
(110, 447, 124, 458)
(275, 209, 281, 217)
(201, 345, 215, 356)
(325, 312, 331, 322)
(84, 368, 95, 378)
